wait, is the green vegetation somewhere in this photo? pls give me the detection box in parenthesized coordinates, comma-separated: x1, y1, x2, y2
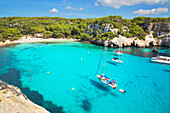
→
(132, 17, 170, 25)
(0, 16, 169, 42)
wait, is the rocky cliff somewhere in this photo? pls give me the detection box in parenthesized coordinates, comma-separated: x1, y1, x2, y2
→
(0, 80, 49, 113)
(148, 23, 170, 32)
(142, 23, 170, 36)
(110, 35, 169, 48)
(90, 34, 170, 48)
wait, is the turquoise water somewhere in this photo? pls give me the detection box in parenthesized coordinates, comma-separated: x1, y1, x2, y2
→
(0, 41, 170, 113)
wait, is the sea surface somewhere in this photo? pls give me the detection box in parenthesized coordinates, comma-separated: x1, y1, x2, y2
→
(0, 41, 170, 113)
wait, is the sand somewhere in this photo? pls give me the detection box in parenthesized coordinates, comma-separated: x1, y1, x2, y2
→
(0, 38, 79, 47)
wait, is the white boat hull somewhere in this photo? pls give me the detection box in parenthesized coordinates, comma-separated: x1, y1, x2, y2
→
(111, 59, 123, 63)
(151, 60, 170, 64)
(96, 74, 117, 89)
(151, 56, 170, 65)
(114, 52, 122, 55)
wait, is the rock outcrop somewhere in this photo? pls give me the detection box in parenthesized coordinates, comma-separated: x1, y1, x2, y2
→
(106, 34, 169, 48)
(160, 37, 170, 46)
(0, 40, 12, 47)
(0, 80, 49, 113)
(3, 40, 11, 45)
(134, 39, 150, 48)
(110, 36, 133, 47)
(148, 23, 170, 33)
(142, 23, 170, 36)
(109, 35, 150, 48)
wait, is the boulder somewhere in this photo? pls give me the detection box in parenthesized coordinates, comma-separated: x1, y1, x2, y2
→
(152, 49, 158, 53)
(3, 40, 11, 45)
(110, 44, 114, 48)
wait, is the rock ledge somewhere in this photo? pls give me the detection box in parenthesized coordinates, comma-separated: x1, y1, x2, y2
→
(0, 80, 49, 113)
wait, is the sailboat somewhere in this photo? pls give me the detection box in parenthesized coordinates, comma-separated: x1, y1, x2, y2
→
(96, 45, 117, 89)
(111, 57, 123, 63)
(114, 36, 123, 55)
(112, 36, 124, 63)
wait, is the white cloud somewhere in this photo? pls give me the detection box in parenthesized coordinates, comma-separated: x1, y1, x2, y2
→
(65, 6, 83, 10)
(133, 7, 168, 15)
(95, 1, 99, 6)
(49, 8, 59, 13)
(63, 0, 66, 3)
(79, 8, 83, 10)
(95, 0, 170, 8)
(66, 6, 72, 9)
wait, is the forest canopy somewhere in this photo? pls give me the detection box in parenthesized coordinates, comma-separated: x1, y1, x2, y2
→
(0, 16, 169, 42)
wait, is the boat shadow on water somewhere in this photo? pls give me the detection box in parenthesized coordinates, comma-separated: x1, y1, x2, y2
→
(90, 79, 118, 97)
(107, 61, 118, 66)
(90, 79, 110, 92)
(163, 70, 170, 73)
(150, 60, 170, 65)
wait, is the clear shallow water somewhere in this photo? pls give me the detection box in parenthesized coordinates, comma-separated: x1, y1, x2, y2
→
(0, 41, 170, 113)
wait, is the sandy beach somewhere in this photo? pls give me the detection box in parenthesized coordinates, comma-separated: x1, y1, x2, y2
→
(0, 38, 78, 47)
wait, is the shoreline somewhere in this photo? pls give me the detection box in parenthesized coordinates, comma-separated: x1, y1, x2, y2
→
(0, 37, 169, 48)
(78, 35, 170, 48)
(0, 38, 79, 47)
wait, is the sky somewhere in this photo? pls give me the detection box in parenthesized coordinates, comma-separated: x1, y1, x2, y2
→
(0, 0, 170, 19)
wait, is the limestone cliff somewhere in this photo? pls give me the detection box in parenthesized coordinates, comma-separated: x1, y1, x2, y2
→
(104, 34, 169, 48)
(142, 23, 170, 36)
(0, 80, 49, 113)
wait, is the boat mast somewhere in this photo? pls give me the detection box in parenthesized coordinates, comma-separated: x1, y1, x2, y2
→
(102, 44, 105, 76)
(119, 36, 121, 53)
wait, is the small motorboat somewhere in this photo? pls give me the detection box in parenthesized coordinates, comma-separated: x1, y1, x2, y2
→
(119, 89, 126, 93)
(151, 56, 170, 65)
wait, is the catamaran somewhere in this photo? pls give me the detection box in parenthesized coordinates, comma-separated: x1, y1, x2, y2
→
(151, 56, 170, 64)
(96, 45, 117, 89)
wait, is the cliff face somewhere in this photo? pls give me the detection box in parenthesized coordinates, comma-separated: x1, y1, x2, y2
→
(109, 35, 169, 48)
(0, 80, 49, 113)
(148, 23, 170, 32)
(142, 23, 170, 36)
(91, 34, 169, 48)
